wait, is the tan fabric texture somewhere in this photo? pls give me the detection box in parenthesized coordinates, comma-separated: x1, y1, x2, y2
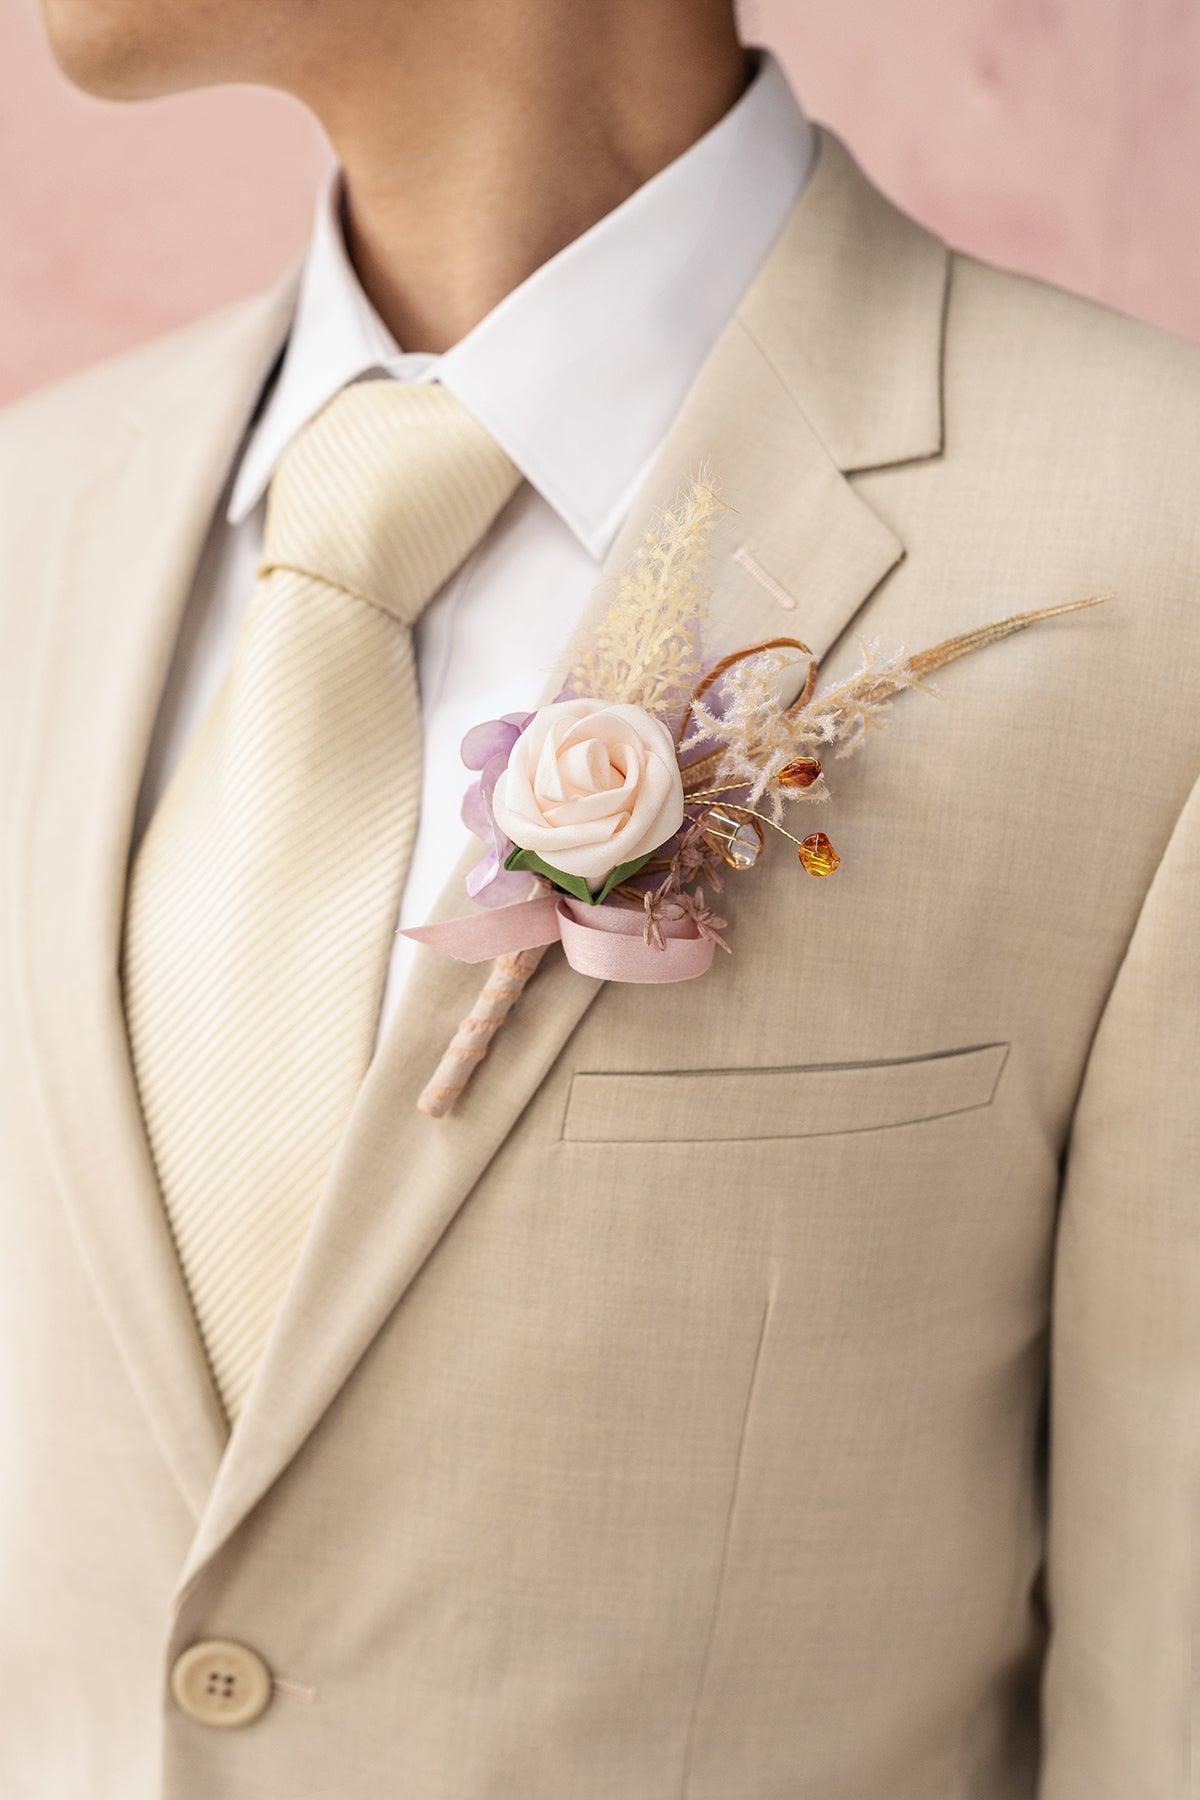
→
(2, 131, 1199, 1800)
(122, 382, 521, 1421)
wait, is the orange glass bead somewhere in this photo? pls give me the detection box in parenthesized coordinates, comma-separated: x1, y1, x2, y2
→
(778, 757, 822, 790)
(797, 832, 839, 877)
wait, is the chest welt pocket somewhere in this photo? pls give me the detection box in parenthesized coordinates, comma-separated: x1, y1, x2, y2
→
(561, 1043, 1009, 1144)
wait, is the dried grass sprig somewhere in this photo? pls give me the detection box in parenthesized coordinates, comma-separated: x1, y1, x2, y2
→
(568, 475, 726, 717)
(870, 594, 1110, 690)
(682, 644, 826, 821)
(794, 594, 1110, 761)
(682, 593, 1110, 819)
(790, 639, 934, 760)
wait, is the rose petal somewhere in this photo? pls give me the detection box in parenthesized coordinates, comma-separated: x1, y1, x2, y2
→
(490, 697, 685, 886)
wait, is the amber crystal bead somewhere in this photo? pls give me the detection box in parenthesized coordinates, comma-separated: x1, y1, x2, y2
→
(778, 757, 822, 790)
(797, 832, 839, 877)
(700, 805, 765, 871)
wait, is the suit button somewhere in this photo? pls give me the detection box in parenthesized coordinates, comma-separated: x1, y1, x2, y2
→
(170, 1639, 273, 1727)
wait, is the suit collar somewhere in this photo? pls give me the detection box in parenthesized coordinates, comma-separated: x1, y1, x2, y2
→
(738, 127, 947, 472)
(228, 49, 817, 560)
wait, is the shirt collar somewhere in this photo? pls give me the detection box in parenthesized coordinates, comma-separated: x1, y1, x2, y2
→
(229, 49, 815, 559)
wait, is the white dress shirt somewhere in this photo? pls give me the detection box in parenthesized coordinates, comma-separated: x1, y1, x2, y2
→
(133, 49, 816, 1048)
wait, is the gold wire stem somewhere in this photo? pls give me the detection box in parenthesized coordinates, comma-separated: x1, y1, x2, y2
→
(680, 746, 728, 790)
(702, 799, 808, 850)
(687, 781, 771, 805)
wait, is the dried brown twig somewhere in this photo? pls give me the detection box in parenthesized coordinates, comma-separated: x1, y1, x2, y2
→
(870, 594, 1111, 697)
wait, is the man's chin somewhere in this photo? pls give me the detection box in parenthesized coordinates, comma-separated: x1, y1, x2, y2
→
(40, 4, 205, 102)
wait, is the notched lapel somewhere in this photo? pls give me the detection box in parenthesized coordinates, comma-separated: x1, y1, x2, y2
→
(13, 284, 298, 1520)
(184, 128, 948, 1590)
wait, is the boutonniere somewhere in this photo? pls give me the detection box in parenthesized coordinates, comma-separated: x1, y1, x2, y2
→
(406, 479, 1105, 1115)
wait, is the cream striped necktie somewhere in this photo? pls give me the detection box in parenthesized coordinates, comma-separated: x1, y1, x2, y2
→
(123, 381, 521, 1424)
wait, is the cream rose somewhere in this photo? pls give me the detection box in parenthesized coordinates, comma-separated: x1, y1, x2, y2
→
(491, 698, 685, 889)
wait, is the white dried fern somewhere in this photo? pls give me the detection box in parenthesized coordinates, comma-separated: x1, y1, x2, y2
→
(569, 475, 725, 717)
(682, 644, 822, 820)
(681, 598, 1107, 824)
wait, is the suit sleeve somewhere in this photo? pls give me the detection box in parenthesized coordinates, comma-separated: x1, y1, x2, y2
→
(1039, 770, 1200, 1799)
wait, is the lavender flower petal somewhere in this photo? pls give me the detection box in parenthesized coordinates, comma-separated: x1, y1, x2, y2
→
(465, 847, 501, 898)
(466, 849, 534, 907)
(478, 749, 512, 816)
(460, 711, 535, 772)
(460, 778, 491, 841)
(459, 710, 535, 902)
(461, 719, 519, 772)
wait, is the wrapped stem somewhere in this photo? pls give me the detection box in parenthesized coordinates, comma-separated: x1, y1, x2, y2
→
(417, 944, 550, 1118)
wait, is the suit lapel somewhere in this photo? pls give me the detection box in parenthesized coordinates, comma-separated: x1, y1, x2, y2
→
(179, 129, 949, 1589)
(14, 282, 298, 1519)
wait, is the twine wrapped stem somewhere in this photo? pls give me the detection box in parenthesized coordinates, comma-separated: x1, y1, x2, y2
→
(417, 944, 550, 1118)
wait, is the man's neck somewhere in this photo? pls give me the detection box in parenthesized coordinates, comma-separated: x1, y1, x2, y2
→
(298, 1, 747, 354)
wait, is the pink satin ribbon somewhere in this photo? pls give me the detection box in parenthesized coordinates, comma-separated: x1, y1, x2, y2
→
(402, 893, 714, 984)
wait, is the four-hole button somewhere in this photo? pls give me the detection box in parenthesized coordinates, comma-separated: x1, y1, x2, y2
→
(170, 1639, 273, 1728)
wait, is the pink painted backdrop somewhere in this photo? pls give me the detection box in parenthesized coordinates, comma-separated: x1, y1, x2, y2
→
(2, 0, 1197, 404)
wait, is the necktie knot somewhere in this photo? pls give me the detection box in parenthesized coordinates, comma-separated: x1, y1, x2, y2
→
(261, 380, 522, 624)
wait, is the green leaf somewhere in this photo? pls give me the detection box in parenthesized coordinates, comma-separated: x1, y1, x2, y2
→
(503, 845, 655, 906)
(592, 853, 656, 903)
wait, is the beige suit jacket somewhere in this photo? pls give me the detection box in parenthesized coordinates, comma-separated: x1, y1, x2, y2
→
(2, 130, 1199, 1800)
